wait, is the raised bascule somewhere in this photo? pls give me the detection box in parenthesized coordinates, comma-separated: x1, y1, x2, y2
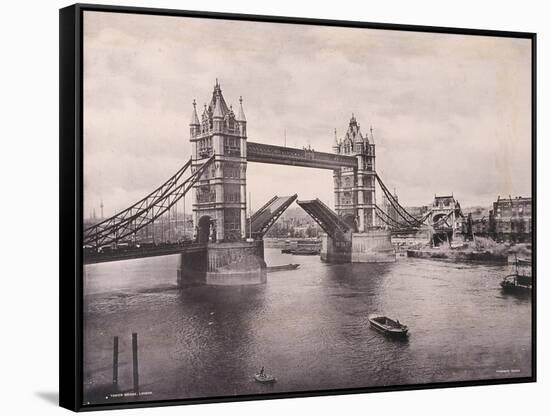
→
(84, 81, 433, 285)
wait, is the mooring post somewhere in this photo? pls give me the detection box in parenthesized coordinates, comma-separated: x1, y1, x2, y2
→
(112, 336, 119, 386)
(132, 333, 139, 394)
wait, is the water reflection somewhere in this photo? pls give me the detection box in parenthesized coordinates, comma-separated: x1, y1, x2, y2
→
(83, 249, 531, 404)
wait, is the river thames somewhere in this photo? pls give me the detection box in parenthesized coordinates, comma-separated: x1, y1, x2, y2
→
(82, 248, 531, 405)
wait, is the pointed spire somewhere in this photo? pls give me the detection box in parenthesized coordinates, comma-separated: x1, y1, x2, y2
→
(332, 128, 340, 153)
(210, 79, 230, 119)
(213, 78, 221, 95)
(190, 99, 199, 125)
(213, 94, 223, 119)
(236, 96, 246, 122)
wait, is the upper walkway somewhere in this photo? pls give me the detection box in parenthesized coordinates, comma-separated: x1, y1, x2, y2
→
(247, 142, 357, 170)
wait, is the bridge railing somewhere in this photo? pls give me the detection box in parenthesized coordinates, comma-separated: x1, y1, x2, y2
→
(83, 240, 206, 265)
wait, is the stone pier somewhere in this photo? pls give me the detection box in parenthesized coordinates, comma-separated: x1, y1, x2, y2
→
(350, 230, 396, 262)
(320, 233, 352, 263)
(178, 240, 266, 286)
(321, 230, 396, 264)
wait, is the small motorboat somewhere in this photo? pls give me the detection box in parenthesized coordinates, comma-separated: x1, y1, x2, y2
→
(254, 371, 276, 384)
(368, 314, 409, 338)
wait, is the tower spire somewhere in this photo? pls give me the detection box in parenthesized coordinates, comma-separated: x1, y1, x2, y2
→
(332, 128, 340, 153)
(236, 96, 246, 122)
(213, 94, 223, 119)
(210, 79, 229, 119)
(190, 99, 200, 125)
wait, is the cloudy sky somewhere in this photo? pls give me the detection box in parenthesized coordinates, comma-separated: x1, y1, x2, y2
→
(83, 11, 532, 219)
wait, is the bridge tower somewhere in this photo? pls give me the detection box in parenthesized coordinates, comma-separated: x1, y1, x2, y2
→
(428, 195, 463, 246)
(333, 115, 377, 232)
(190, 81, 248, 242)
(182, 81, 265, 286)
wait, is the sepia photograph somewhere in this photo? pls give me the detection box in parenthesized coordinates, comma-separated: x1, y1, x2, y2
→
(73, 6, 534, 408)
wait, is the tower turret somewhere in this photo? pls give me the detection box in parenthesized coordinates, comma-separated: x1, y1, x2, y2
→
(190, 99, 200, 137)
(332, 128, 340, 153)
(212, 98, 224, 134)
(236, 96, 247, 136)
(236, 96, 246, 122)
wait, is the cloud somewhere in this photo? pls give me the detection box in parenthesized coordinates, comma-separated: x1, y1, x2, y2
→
(83, 11, 531, 217)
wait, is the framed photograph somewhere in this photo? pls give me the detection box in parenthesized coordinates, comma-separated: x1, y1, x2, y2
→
(60, 3, 536, 411)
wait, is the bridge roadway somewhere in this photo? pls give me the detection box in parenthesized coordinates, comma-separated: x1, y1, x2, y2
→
(296, 199, 350, 238)
(83, 241, 206, 265)
(250, 194, 298, 238)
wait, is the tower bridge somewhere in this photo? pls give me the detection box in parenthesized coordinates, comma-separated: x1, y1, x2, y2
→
(84, 81, 431, 283)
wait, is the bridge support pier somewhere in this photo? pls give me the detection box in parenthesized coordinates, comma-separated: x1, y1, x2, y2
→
(321, 230, 396, 264)
(177, 240, 266, 286)
(351, 231, 396, 263)
(321, 234, 352, 263)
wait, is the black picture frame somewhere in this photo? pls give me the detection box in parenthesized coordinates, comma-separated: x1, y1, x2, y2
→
(60, 3, 537, 412)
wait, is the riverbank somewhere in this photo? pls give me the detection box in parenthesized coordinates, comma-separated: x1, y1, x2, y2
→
(407, 238, 531, 264)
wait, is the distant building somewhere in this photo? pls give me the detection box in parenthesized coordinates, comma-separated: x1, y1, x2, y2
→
(265, 207, 322, 238)
(461, 207, 491, 238)
(472, 216, 490, 235)
(490, 196, 532, 243)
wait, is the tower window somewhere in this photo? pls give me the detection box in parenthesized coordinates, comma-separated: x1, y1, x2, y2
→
(224, 138, 241, 156)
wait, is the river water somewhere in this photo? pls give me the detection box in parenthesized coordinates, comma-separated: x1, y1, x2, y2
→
(82, 249, 532, 405)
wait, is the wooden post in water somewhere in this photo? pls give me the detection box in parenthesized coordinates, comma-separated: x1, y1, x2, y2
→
(112, 336, 119, 386)
(132, 333, 139, 394)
